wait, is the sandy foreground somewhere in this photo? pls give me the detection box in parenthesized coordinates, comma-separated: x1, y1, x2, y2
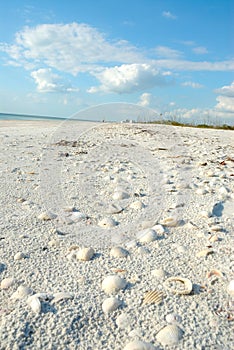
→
(0, 120, 233, 349)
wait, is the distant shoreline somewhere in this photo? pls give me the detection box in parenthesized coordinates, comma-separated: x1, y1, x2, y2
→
(0, 112, 100, 122)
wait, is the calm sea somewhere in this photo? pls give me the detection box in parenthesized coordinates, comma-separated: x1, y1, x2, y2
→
(0, 113, 66, 121)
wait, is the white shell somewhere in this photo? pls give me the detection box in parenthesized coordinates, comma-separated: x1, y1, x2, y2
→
(14, 252, 26, 260)
(0, 277, 15, 290)
(110, 246, 129, 258)
(161, 216, 179, 227)
(227, 280, 234, 296)
(113, 190, 130, 200)
(70, 212, 86, 222)
(138, 229, 157, 243)
(98, 217, 117, 228)
(38, 211, 57, 220)
(163, 276, 193, 295)
(156, 324, 184, 346)
(124, 340, 156, 350)
(27, 296, 41, 314)
(105, 203, 123, 214)
(102, 275, 127, 294)
(76, 247, 94, 261)
(53, 292, 73, 303)
(116, 313, 131, 329)
(10, 285, 33, 300)
(151, 224, 165, 234)
(165, 313, 182, 324)
(151, 268, 166, 279)
(130, 201, 145, 210)
(102, 297, 121, 314)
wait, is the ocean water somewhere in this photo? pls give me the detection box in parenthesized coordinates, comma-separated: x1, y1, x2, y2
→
(0, 113, 66, 121)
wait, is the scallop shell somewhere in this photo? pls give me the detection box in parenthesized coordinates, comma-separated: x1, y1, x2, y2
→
(52, 292, 73, 303)
(138, 229, 157, 244)
(27, 295, 41, 314)
(165, 313, 182, 324)
(142, 290, 163, 305)
(163, 276, 193, 295)
(110, 246, 129, 258)
(38, 211, 57, 220)
(76, 247, 94, 261)
(98, 217, 117, 228)
(113, 190, 130, 200)
(0, 277, 15, 290)
(161, 216, 179, 227)
(102, 297, 121, 314)
(156, 324, 184, 346)
(196, 249, 213, 258)
(227, 280, 234, 297)
(124, 340, 156, 350)
(102, 275, 127, 294)
(14, 252, 26, 260)
(10, 285, 33, 300)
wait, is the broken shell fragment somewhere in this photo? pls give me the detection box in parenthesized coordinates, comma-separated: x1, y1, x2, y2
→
(165, 313, 182, 324)
(10, 285, 33, 300)
(27, 295, 41, 314)
(196, 249, 213, 258)
(227, 280, 234, 297)
(138, 229, 157, 244)
(156, 324, 184, 346)
(163, 276, 193, 295)
(142, 290, 163, 305)
(161, 217, 179, 227)
(14, 252, 26, 260)
(206, 269, 223, 279)
(52, 292, 73, 303)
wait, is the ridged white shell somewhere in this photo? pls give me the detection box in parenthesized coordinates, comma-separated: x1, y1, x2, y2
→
(113, 190, 130, 200)
(138, 229, 157, 243)
(156, 324, 184, 346)
(76, 247, 94, 261)
(27, 295, 41, 314)
(227, 280, 234, 296)
(124, 340, 156, 350)
(0, 277, 15, 290)
(10, 285, 33, 300)
(38, 211, 57, 220)
(102, 297, 121, 313)
(164, 276, 193, 295)
(161, 217, 179, 227)
(102, 275, 127, 294)
(53, 292, 73, 303)
(98, 217, 117, 228)
(165, 313, 182, 324)
(110, 246, 129, 258)
(142, 290, 163, 305)
(14, 252, 26, 260)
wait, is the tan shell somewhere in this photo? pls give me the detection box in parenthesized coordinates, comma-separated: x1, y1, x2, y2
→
(142, 290, 163, 305)
(196, 249, 213, 258)
(156, 324, 184, 346)
(38, 211, 57, 220)
(14, 252, 26, 260)
(163, 276, 193, 295)
(0, 277, 15, 290)
(206, 269, 223, 279)
(208, 234, 219, 243)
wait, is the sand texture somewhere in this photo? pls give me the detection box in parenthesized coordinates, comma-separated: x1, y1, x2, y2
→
(0, 120, 234, 349)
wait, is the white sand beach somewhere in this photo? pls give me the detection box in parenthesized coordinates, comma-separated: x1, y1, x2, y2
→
(0, 120, 233, 349)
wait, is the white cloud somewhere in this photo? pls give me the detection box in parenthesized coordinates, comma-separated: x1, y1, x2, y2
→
(138, 93, 151, 107)
(214, 82, 234, 115)
(31, 68, 78, 93)
(215, 81, 234, 97)
(192, 46, 208, 54)
(162, 11, 177, 20)
(181, 81, 204, 88)
(152, 59, 234, 71)
(154, 46, 182, 59)
(88, 63, 171, 94)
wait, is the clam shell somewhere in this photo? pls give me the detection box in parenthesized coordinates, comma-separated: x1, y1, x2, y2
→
(98, 217, 117, 228)
(27, 296, 41, 314)
(76, 247, 94, 261)
(110, 246, 129, 258)
(10, 285, 33, 300)
(161, 216, 179, 227)
(130, 200, 145, 210)
(102, 275, 127, 294)
(165, 313, 182, 324)
(138, 229, 157, 243)
(102, 297, 121, 314)
(142, 290, 163, 305)
(124, 340, 156, 350)
(156, 324, 184, 346)
(0, 277, 15, 290)
(164, 276, 193, 295)
(53, 292, 73, 303)
(14, 252, 26, 260)
(151, 268, 166, 279)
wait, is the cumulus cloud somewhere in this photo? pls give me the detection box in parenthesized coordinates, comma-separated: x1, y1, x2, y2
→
(138, 93, 151, 107)
(162, 11, 177, 20)
(88, 64, 171, 94)
(215, 96, 234, 113)
(31, 68, 78, 92)
(192, 46, 208, 54)
(215, 81, 234, 97)
(154, 46, 182, 59)
(181, 81, 204, 88)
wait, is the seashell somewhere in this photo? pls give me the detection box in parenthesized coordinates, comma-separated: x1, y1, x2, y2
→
(98, 217, 117, 228)
(10, 285, 33, 300)
(164, 276, 193, 295)
(52, 292, 73, 303)
(206, 269, 223, 279)
(68, 245, 80, 252)
(110, 246, 129, 258)
(116, 313, 131, 329)
(125, 239, 138, 249)
(138, 229, 157, 244)
(142, 290, 163, 305)
(208, 234, 219, 243)
(102, 275, 127, 294)
(156, 324, 184, 346)
(151, 224, 165, 235)
(70, 212, 87, 222)
(0, 277, 15, 290)
(196, 249, 213, 258)
(161, 216, 179, 227)
(186, 221, 199, 230)
(32, 292, 53, 301)
(14, 252, 26, 260)
(124, 340, 156, 350)
(67, 251, 77, 261)
(165, 313, 182, 324)
(200, 210, 212, 218)
(210, 225, 223, 232)
(27, 295, 41, 314)
(196, 188, 208, 195)
(102, 296, 121, 314)
(130, 200, 145, 210)
(112, 268, 127, 274)
(137, 246, 150, 255)
(113, 190, 130, 200)
(76, 247, 94, 261)
(63, 206, 75, 212)
(38, 211, 57, 220)
(105, 203, 123, 214)
(227, 280, 234, 297)
(151, 268, 166, 279)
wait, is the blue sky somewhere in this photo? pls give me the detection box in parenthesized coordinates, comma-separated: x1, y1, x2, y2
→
(0, 0, 233, 123)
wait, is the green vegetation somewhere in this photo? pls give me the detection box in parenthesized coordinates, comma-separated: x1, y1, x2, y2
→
(146, 119, 234, 130)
